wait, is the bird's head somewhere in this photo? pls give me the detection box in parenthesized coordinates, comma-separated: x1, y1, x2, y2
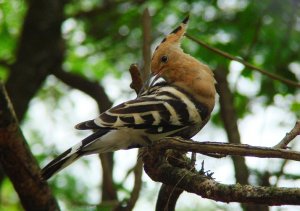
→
(150, 15, 190, 85)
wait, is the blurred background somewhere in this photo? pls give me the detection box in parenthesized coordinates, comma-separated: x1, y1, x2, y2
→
(0, 0, 299, 210)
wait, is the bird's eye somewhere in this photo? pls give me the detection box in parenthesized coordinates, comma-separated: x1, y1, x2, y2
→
(161, 55, 168, 63)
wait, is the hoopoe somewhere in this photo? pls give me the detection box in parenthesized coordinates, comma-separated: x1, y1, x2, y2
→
(42, 16, 216, 180)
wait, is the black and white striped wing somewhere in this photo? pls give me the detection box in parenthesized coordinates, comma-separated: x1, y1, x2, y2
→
(76, 85, 209, 137)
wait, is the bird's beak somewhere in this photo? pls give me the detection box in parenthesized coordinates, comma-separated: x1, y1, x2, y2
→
(149, 68, 164, 88)
(137, 72, 153, 96)
(137, 70, 163, 96)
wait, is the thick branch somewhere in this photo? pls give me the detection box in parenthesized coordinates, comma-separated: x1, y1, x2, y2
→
(6, 0, 65, 121)
(0, 83, 59, 210)
(154, 150, 188, 211)
(143, 147, 300, 205)
(53, 68, 112, 111)
(155, 184, 183, 211)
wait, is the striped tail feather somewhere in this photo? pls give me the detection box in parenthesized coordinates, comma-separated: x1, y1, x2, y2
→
(41, 129, 109, 180)
(41, 147, 79, 180)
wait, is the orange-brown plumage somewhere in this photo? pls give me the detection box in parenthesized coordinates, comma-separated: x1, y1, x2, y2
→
(151, 15, 216, 113)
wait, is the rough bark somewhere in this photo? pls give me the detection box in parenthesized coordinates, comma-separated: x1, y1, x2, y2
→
(0, 83, 59, 210)
(142, 147, 300, 205)
(155, 184, 183, 211)
(1, 0, 65, 209)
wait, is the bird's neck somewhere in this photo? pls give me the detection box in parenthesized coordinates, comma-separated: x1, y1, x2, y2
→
(166, 55, 216, 113)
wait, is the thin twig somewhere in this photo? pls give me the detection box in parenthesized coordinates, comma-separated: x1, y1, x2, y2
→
(274, 159, 289, 186)
(141, 8, 151, 83)
(274, 120, 300, 149)
(125, 157, 143, 210)
(0, 59, 11, 68)
(123, 11, 152, 209)
(243, 16, 263, 60)
(53, 68, 112, 111)
(155, 138, 300, 162)
(129, 64, 143, 94)
(185, 34, 300, 88)
(215, 67, 249, 186)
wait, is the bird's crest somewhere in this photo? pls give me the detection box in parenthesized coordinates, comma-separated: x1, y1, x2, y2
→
(153, 15, 189, 53)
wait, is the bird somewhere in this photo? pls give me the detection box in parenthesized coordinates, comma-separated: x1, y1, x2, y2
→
(41, 15, 216, 180)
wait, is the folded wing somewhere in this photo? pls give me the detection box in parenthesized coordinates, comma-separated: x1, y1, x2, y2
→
(75, 84, 207, 136)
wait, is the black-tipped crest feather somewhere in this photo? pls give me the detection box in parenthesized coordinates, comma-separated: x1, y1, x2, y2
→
(182, 15, 189, 24)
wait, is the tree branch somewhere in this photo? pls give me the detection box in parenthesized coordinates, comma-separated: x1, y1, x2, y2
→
(52, 68, 112, 112)
(215, 67, 250, 186)
(155, 184, 183, 211)
(141, 8, 151, 83)
(153, 149, 189, 211)
(186, 34, 300, 88)
(154, 138, 300, 161)
(122, 157, 143, 211)
(129, 64, 143, 94)
(119, 10, 152, 208)
(115, 64, 146, 211)
(6, 0, 65, 121)
(142, 145, 300, 205)
(0, 83, 59, 210)
(141, 9, 186, 210)
(99, 153, 118, 201)
(0, 59, 11, 68)
(72, 0, 127, 19)
(274, 120, 300, 149)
